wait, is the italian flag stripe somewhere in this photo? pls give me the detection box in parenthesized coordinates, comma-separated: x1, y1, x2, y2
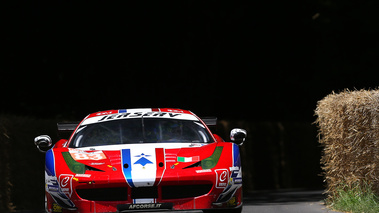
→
(177, 156, 200, 162)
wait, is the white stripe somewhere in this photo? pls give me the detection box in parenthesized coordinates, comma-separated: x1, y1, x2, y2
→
(130, 146, 156, 187)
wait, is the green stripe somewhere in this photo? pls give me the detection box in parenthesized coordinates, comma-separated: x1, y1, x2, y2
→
(177, 157, 185, 162)
(201, 146, 223, 170)
(62, 152, 85, 174)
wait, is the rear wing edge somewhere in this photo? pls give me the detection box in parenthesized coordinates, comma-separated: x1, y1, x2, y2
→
(201, 117, 217, 126)
(57, 122, 80, 132)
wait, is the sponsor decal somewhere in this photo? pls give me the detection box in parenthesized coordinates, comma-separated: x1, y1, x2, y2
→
(230, 168, 243, 184)
(227, 196, 237, 207)
(47, 184, 59, 192)
(61, 176, 70, 187)
(52, 203, 63, 213)
(45, 171, 59, 192)
(165, 109, 184, 113)
(128, 203, 162, 209)
(189, 143, 204, 147)
(59, 174, 73, 197)
(99, 112, 180, 122)
(215, 169, 229, 188)
(177, 156, 200, 162)
(118, 203, 173, 211)
(75, 174, 91, 178)
(81, 109, 198, 126)
(195, 169, 212, 173)
(94, 110, 118, 116)
(89, 162, 105, 165)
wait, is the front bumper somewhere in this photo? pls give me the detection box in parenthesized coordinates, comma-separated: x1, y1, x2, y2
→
(47, 176, 242, 213)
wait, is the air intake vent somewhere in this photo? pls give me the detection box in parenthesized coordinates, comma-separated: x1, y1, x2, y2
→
(131, 186, 158, 199)
(76, 187, 128, 201)
(161, 184, 213, 199)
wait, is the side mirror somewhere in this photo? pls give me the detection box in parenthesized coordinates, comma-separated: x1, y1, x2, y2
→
(34, 135, 52, 152)
(230, 128, 247, 145)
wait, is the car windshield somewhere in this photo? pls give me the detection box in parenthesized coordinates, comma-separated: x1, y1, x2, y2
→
(69, 118, 214, 148)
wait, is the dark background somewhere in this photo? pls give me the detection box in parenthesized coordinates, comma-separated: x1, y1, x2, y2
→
(2, 0, 379, 211)
(4, 1, 379, 121)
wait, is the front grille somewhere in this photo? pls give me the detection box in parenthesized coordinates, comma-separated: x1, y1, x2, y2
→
(131, 186, 158, 199)
(161, 184, 213, 199)
(76, 184, 213, 201)
(76, 187, 128, 201)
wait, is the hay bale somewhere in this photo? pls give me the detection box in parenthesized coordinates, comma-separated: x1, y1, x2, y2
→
(315, 89, 379, 198)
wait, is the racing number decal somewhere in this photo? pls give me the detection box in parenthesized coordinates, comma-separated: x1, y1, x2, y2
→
(215, 169, 229, 188)
(72, 152, 106, 160)
(69, 149, 107, 161)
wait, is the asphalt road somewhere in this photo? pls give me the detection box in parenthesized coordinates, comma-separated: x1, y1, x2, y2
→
(13, 189, 341, 213)
(242, 189, 341, 213)
(145, 189, 341, 213)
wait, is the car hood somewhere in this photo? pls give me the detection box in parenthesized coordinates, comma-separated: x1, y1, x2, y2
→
(59, 142, 219, 187)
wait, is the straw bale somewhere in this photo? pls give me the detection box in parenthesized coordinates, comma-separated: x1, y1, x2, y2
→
(315, 89, 379, 197)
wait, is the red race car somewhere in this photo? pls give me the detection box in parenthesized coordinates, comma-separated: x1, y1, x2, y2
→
(35, 108, 247, 213)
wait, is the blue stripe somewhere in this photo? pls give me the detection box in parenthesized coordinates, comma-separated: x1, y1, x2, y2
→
(121, 149, 134, 187)
(233, 143, 241, 167)
(119, 109, 127, 113)
(45, 149, 55, 176)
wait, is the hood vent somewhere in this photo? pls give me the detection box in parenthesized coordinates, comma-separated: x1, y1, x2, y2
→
(182, 161, 201, 169)
(85, 165, 105, 172)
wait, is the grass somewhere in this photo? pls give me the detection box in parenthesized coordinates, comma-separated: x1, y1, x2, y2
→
(328, 182, 379, 213)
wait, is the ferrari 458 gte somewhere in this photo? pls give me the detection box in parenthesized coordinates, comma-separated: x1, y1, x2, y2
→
(34, 108, 247, 213)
